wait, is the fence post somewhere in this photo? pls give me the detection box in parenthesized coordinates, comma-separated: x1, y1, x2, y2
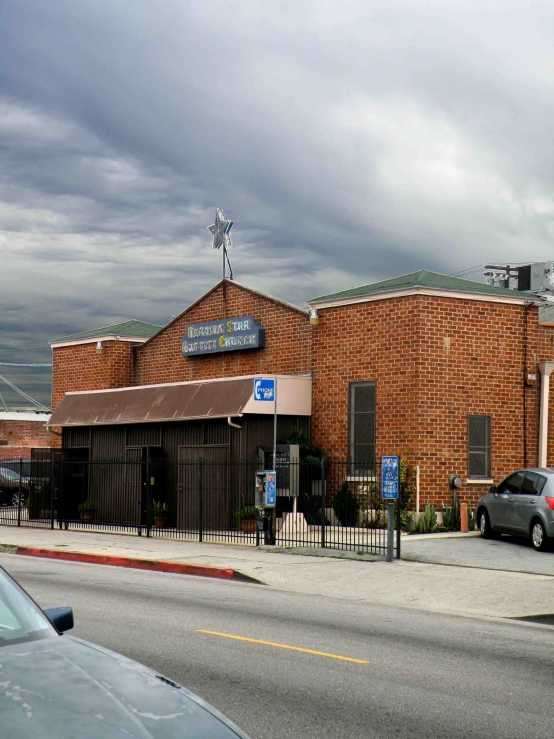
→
(58, 456, 64, 530)
(50, 455, 56, 530)
(17, 458, 22, 527)
(396, 482, 403, 559)
(386, 502, 395, 562)
(198, 459, 203, 543)
(146, 456, 151, 537)
(320, 458, 326, 549)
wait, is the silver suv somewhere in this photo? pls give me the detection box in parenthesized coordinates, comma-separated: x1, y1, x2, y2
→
(476, 468, 554, 551)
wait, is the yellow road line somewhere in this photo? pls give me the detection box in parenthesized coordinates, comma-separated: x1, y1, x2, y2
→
(195, 630, 369, 664)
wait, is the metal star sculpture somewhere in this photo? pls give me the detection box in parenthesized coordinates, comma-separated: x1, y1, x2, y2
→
(207, 208, 235, 279)
(207, 208, 233, 250)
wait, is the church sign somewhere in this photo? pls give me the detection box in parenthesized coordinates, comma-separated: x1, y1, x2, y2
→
(181, 316, 265, 357)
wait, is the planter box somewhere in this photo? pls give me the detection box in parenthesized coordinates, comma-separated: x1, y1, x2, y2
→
(241, 519, 257, 534)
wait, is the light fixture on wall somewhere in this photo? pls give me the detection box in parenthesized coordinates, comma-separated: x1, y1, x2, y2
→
(310, 309, 319, 326)
(96, 341, 103, 354)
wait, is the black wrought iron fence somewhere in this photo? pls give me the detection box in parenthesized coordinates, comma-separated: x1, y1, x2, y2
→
(0, 450, 58, 529)
(0, 454, 402, 555)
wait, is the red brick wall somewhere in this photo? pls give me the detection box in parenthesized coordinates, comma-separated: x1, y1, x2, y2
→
(50, 278, 550, 510)
(0, 447, 32, 462)
(52, 340, 139, 410)
(134, 281, 312, 385)
(312, 295, 540, 509)
(0, 419, 60, 459)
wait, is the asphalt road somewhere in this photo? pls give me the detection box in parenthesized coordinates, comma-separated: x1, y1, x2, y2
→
(2, 554, 554, 739)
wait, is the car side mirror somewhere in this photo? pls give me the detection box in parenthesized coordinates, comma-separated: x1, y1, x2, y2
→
(488, 486, 497, 495)
(43, 606, 74, 633)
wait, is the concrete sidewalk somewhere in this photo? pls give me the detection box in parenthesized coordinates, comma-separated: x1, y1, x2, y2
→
(1, 525, 553, 622)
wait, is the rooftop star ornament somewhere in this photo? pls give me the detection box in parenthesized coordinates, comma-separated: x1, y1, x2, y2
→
(207, 208, 234, 250)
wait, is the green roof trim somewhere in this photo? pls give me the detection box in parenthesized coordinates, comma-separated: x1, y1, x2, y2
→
(309, 269, 540, 304)
(51, 319, 162, 344)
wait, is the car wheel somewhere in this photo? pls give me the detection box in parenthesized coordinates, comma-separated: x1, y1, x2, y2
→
(531, 518, 549, 552)
(478, 509, 493, 538)
(11, 492, 26, 507)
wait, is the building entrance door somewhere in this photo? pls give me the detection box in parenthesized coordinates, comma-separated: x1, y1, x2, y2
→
(59, 448, 90, 522)
(125, 446, 164, 529)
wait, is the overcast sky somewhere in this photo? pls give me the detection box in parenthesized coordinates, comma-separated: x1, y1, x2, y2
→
(1, 1, 553, 408)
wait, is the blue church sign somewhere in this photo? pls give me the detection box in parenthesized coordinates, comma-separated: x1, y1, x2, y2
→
(181, 316, 265, 357)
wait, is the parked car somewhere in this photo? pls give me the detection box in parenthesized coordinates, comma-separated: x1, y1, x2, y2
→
(0, 466, 29, 507)
(477, 468, 554, 551)
(0, 564, 250, 738)
(1, 458, 49, 492)
(0, 458, 31, 477)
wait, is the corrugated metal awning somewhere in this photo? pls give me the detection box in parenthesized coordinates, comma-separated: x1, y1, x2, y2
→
(48, 378, 255, 427)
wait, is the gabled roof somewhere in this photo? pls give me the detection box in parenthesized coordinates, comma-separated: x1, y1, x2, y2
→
(50, 320, 162, 345)
(309, 269, 542, 306)
(140, 278, 308, 348)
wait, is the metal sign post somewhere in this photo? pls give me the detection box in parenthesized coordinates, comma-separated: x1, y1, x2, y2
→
(254, 377, 277, 467)
(272, 379, 277, 472)
(381, 456, 399, 563)
(254, 379, 277, 545)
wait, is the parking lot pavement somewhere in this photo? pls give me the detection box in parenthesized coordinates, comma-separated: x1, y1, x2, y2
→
(401, 533, 554, 576)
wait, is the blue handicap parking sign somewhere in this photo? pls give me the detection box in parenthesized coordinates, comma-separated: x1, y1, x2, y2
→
(381, 456, 399, 499)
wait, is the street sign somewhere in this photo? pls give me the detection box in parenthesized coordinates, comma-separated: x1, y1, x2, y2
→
(265, 470, 277, 507)
(254, 378, 275, 401)
(381, 456, 399, 499)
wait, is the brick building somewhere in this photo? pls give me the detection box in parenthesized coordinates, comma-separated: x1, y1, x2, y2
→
(48, 271, 554, 510)
(0, 411, 58, 463)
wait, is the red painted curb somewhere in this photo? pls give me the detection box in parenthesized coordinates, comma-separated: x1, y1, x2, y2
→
(12, 546, 235, 580)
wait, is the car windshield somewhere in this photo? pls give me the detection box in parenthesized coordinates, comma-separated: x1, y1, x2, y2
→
(0, 468, 20, 482)
(0, 567, 57, 647)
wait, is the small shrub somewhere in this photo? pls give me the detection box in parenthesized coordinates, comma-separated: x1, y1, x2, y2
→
(236, 505, 257, 522)
(442, 499, 477, 532)
(398, 456, 414, 530)
(78, 500, 98, 513)
(152, 500, 169, 516)
(333, 482, 360, 527)
(409, 501, 437, 534)
(442, 497, 460, 531)
(360, 508, 387, 529)
(305, 510, 328, 525)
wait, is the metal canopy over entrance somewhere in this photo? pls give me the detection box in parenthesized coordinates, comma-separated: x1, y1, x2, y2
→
(48, 375, 312, 428)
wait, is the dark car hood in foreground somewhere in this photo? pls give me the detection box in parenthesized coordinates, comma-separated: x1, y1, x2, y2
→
(0, 635, 248, 738)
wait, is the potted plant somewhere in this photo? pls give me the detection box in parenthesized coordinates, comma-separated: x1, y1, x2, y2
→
(236, 505, 258, 534)
(78, 500, 98, 523)
(152, 500, 169, 528)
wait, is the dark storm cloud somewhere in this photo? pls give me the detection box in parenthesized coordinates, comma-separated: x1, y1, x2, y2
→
(1, 0, 554, 405)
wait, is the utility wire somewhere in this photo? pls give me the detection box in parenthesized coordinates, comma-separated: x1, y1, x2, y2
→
(0, 374, 49, 410)
(449, 265, 484, 277)
(0, 362, 52, 368)
(0, 346, 51, 353)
